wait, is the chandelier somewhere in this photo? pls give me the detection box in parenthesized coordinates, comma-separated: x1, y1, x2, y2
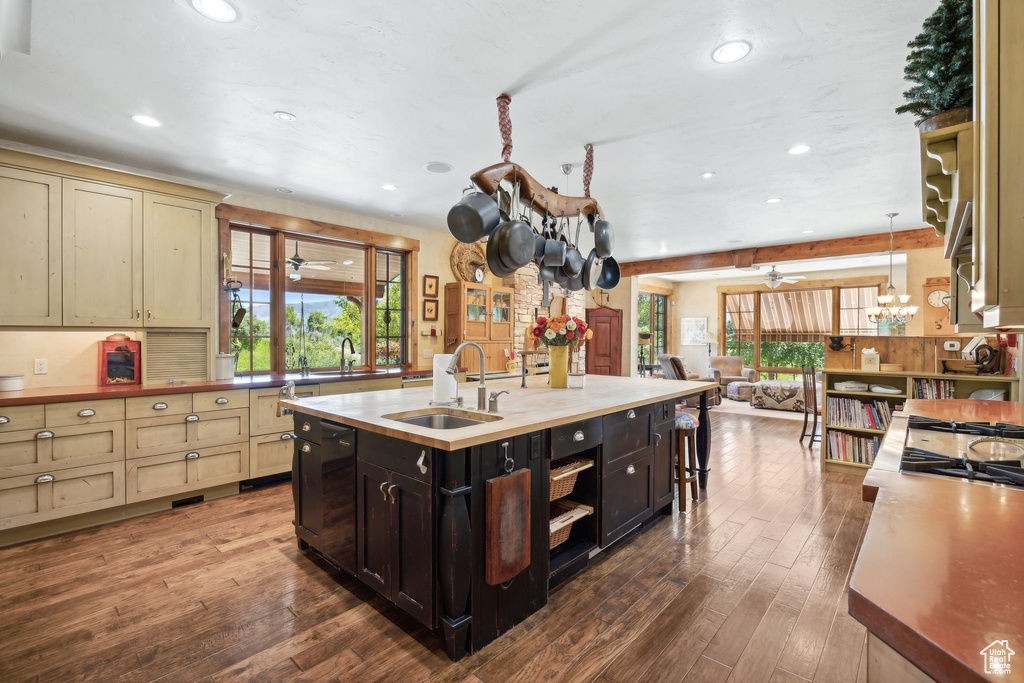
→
(866, 212, 918, 325)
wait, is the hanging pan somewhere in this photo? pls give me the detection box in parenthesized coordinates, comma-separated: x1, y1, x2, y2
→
(596, 256, 620, 290)
(447, 186, 501, 243)
(593, 217, 615, 258)
(582, 249, 604, 291)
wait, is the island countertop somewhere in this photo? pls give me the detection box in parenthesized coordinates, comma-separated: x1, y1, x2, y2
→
(279, 374, 718, 450)
(849, 399, 1024, 683)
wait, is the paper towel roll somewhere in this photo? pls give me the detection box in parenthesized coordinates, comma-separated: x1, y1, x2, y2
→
(433, 354, 458, 404)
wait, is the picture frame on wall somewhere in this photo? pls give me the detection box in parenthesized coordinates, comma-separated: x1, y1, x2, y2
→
(423, 299, 439, 321)
(681, 317, 708, 346)
(423, 274, 439, 298)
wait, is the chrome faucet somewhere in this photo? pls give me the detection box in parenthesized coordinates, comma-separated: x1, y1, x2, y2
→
(488, 390, 510, 414)
(340, 337, 356, 373)
(447, 341, 487, 411)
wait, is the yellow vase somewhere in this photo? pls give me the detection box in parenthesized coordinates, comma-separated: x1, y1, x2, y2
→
(548, 345, 568, 388)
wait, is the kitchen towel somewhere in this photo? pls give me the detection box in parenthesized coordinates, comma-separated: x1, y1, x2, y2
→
(432, 354, 458, 404)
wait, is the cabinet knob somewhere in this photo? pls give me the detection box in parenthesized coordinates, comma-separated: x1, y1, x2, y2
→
(301, 422, 312, 432)
(387, 483, 398, 503)
(573, 430, 585, 442)
(0, 416, 9, 425)
(215, 397, 229, 405)
(153, 402, 168, 410)
(185, 414, 200, 422)
(417, 450, 428, 474)
(301, 443, 311, 453)
(35, 430, 54, 439)
(77, 408, 96, 418)
(627, 409, 636, 419)
(280, 433, 296, 440)
(185, 452, 200, 460)
(35, 474, 55, 484)
(626, 464, 636, 475)
(379, 481, 388, 501)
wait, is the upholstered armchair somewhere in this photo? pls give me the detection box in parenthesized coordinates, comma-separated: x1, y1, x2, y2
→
(708, 355, 757, 387)
(658, 354, 721, 406)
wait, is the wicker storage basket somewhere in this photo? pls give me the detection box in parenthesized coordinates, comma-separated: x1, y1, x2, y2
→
(549, 457, 594, 501)
(549, 499, 594, 550)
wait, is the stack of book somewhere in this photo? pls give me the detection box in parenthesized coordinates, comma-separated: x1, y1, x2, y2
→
(827, 432, 880, 465)
(827, 396, 894, 431)
(912, 378, 956, 400)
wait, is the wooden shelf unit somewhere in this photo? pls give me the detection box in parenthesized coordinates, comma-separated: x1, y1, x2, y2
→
(820, 368, 1019, 475)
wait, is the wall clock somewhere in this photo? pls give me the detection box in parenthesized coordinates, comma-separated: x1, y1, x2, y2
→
(922, 277, 951, 336)
(450, 242, 487, 283)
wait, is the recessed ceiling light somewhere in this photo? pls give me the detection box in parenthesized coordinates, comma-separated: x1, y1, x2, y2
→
(788, 144, 811, 155)
(273, 111, 296, 121)
(191, 0, 237, 22)
(131, 114, 161, 127)
(342, 259, 354, 266)
(424, 162, 453, 174)
(659, 245, 668, 254)
(699, 171, 716, 179)
(801, 229, 815, 234)
(381, 184, 398, 191)
(727, 239, 744, 244)
(711, 41, 751, 64)
(765, 197, 782, 204)
(276, 187, 293, 194)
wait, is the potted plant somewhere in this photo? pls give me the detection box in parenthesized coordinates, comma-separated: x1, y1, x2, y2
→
(531, 314, 594, 388)
(895, 0, 973, 130)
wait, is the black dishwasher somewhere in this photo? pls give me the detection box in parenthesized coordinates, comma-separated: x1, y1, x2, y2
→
(293, 416, 357, 575)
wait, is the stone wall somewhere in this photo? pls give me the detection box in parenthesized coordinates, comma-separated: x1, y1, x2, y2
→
(503, 263, 587, 367)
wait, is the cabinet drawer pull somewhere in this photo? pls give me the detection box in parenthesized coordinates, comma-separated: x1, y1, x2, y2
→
(301, 422, 312, 432)
(417, 450, 428, 474)
(654, 433, 662, 446)
(573, 430, 585, 442)
(136, 309, 141, 321)
(387, 483, 398, 503)
(153, 402, 168, 410)
(339, 439, 351, 446)
(301, 443, 311, 453)
(280, 433, 296, 440)
(626, 409, 636, 419)
(185, 452, 200, 460)
(215, 397, 229, 405)
(35, 474, 55, 484)
(77, 408, 96, 418)
(379, 481, 388, 501)
(185, 414, 200, 422)
(626, 464, 636, 475)
(36, 430, 54, 439)
(0, 416, 8, 425)
(147, 310, 153, 321)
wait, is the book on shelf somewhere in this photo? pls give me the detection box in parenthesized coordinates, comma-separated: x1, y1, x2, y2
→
(826, 396, 894, 431)
(911, 378, 956, 400)
(827, 431, 880, 465)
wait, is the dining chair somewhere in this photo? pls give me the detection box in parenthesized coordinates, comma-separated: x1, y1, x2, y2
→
(800, 365, 821, 445)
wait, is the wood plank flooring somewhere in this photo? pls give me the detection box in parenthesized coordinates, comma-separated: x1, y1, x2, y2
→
(0, 412, 871, 682)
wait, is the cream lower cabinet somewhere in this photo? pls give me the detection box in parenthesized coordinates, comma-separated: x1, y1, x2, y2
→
(126, 408, 249, 459)
(126, 443, 249, 504)
(249, 432, 296, 478)
(0, 422, 125, 478)
(0, 462, 126, 530)
(250, 385, 320, 435)
(0, 405, 46, 434)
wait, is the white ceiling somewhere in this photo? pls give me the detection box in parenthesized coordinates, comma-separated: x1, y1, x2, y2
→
(0, 0, 936, 262)
(652, 252, 906, 282)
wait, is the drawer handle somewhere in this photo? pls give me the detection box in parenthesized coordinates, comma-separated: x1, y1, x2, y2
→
(627, 409, 636, 419)
(280, 433, 296, 440)
(301, 422, 312, 432)
(379, 481, 388, 501)
(36, 430, 54, 439)
(35, 474, 55, 484)
(185, 452, 200, 460)
(387, 484, 398, 503)
(215, 397, 229, 405)
(77, 408, 96, 418)
(654, 433, 662, 446)
(0, 416, 8, 425)
(417, 450, 428, 475)
(153, 402, 168, 410)
(573, 430, 585, 442)
(301, 443, 311, 453)
(626, 464, 636, 475)
(339, 439, 351, 447)
(185, 414, 200, 422)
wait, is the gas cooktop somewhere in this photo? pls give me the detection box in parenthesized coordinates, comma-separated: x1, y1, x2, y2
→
(900, 415, 1024, 489)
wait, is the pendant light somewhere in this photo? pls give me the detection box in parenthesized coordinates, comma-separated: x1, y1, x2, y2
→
(866, 213, 919, 325)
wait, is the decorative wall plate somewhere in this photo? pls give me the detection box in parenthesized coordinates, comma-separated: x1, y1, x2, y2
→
(450, 241, 487, 282)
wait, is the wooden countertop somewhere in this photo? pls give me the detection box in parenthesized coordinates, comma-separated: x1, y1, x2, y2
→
(0, 369, 420, 407)
(849, 399, 1024, 683)
(280, 375, 718, 450)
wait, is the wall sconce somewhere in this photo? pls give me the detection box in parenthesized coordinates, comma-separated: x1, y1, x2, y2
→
(828, 336, 853, 351)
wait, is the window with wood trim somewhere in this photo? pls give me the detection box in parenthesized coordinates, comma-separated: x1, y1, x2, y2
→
(229, 229, 273, 373)
(374, 250, 406, 367)
(637, 292, 668, 367)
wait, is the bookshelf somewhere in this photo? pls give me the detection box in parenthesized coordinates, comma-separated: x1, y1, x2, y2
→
(820, 368, 1019, 475)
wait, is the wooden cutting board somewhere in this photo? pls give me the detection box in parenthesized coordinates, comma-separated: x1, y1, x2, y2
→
(485, 468, 531, 586)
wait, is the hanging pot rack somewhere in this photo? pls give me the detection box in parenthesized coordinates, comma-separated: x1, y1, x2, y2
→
(470, 161, 604, 222)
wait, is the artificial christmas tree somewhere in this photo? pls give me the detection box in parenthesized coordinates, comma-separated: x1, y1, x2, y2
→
(895, 0, 973, 126)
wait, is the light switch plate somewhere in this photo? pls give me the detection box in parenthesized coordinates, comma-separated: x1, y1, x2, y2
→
(34, 358, 47, 374)
(423, 349, 434, 359)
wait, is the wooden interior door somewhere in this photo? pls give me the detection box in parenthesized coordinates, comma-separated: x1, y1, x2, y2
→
(586, 306, 622, 376)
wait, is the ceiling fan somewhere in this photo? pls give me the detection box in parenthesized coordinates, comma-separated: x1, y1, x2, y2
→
(286, 242, 336, 272)
(763, 265, 806, 289)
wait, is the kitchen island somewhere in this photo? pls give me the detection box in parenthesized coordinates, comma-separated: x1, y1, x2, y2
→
(279, 374, 717, 660)
(849, 400, 1024, 683)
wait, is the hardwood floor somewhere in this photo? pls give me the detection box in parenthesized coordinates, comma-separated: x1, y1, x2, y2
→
(0, 412, 871, 682)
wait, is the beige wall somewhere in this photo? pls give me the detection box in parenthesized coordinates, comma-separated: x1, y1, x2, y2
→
(0, 330, 140, 389)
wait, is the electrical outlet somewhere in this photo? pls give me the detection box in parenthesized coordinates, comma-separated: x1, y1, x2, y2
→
(422, 349, 434, 359)
(34, 358, 48, 374)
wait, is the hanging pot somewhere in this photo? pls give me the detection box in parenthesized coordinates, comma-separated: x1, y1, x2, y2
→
(495, 219, 535, 270)
(533, 232, 547, 264)
(582, 249, 604, 291)
(561, 248, 585, 278)
(553, 268, 569, 287)
(593, 218, 615, 258)
(538, 263, 559, 281)
(596, 255, 620, 290)
(447, 190, 501, 243)
(566, 267, 585, 291)
(486, 231, 516, 277)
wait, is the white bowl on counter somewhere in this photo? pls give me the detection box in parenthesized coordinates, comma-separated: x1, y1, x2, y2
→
(0, 374, 25, 391)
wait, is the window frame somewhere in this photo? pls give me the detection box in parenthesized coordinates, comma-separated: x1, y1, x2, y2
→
(637, 289, 670, 371)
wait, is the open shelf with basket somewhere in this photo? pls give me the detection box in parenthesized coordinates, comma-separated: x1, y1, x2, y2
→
(548, 446, 599, 588)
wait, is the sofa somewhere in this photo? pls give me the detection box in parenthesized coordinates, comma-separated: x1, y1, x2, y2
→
(709, 356, 757, 388)
(657, 354, 721, 406)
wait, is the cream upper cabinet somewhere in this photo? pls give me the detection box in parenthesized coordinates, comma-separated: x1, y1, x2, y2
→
(62, 180, 144, 326)
(143, 193, 212, 328)
(0, 167, 61, 326)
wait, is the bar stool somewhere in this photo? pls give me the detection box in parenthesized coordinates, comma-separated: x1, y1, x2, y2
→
(674, 409, 700, 511)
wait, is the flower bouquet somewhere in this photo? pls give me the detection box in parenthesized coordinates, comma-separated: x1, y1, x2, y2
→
(531, 315, 593, 388)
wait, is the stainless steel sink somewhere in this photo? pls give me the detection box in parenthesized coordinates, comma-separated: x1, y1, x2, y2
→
(382, 408, 502, 430)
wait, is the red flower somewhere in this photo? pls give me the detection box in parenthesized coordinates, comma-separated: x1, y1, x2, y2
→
(566, 331, 575, 340)
(536, 316, 547, 325)
(532, 327, 542, 337)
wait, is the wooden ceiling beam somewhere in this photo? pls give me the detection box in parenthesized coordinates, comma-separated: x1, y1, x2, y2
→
(619, 228, 943, 277)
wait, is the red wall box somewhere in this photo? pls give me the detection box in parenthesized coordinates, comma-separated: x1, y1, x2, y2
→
(98, 337, 141, 386)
